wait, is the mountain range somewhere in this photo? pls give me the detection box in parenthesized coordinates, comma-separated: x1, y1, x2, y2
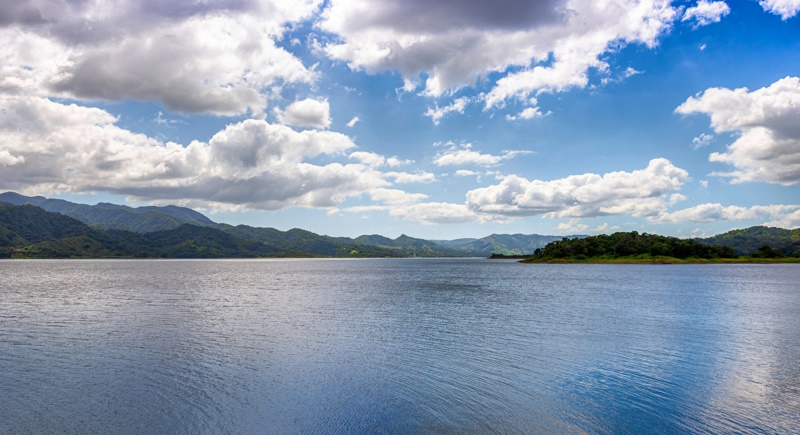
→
(2, 192, 797, 259)
(0, 192, 573, 258)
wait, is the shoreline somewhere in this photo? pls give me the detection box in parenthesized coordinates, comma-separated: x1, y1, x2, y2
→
(522, 256, 800, 264)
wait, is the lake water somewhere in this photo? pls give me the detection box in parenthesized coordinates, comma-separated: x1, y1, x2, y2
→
(1, 259, 799, 433)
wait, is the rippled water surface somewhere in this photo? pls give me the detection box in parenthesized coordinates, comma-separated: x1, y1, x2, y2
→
(1, 259, 799, 433)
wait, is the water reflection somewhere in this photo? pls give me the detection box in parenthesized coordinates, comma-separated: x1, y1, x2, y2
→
(1, 260, 798, 433)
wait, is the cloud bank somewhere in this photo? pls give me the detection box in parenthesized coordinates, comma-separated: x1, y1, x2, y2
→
(676, 76, 800, 185)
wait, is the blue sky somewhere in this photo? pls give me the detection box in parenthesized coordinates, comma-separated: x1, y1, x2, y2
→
(1, 0, 799, 239)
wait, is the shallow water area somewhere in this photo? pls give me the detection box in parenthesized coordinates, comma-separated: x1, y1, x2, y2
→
(1, 259, 799, 433)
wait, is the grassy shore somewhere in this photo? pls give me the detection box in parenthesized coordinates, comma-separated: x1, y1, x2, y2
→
(522, 254, 800, 264)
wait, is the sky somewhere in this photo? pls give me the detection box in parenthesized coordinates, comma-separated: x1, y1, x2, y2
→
(1, 0, 799, 239)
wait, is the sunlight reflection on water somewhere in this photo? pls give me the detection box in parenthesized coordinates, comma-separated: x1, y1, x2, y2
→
(1, 259, 798, 433)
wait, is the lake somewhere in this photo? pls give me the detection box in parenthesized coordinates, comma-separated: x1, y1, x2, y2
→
(1, 259, 799, 433)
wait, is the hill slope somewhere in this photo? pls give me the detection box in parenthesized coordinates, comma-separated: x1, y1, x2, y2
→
(698, 226, 800, 257)
(527, 231, 737, 262)
(0, 192, 214, 233)
(0, 203, 293, 258)
(432, 233, 583, 255)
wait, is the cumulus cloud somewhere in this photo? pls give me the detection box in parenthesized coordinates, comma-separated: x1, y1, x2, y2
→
(676, 76, 800, 185)
(557, 219, 588, 234)
(0, 95, 425, 211)
(318, 0, 677, 108)
(0, 1, 320, 116)
(389, 202, 478, 224)
(349, 151, 385, 167)
(682, 1, 730, 27)
(424, 97, 471, 125)
(556, 220, 620, 234)
(386, 156, 413, 167)
(505, 106, 549, 121)
(434, 143, 531, 166)
(383, 171, 436, 184)
(764, 209, 800, 228)
(455, 169, 479, 177)
(465, 158, 689, 218)
(277, 98, 332, 129)
(759, 0, 800, 19)
(692, 133, 714, 149)
(592, 222, 622, 233)
(346, 116, 360, 127)
(654, 203, 800, 224)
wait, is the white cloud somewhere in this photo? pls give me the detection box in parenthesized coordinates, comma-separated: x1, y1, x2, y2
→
(676, 76, 800, 185)
(389, 202, 478, 224)
(669, 193, 687, 204)
(386, 156, 414, 167)
(434, 143, 531, 167)
(1, 2, 320, 116)
(277, 98, 332, 129)
(455, 170, 478, 177)
(349, 151, 385, 167)
(465, 158, 689, 218)
(0, 95, 425, 211)
(682, 1, 730, 27)
(367, 188, 427, 205)
(424, 97, 471, 125)
(346, 116, 360, 127)
(692, 133, 714, 149)
(558, 220, 621, 234)
(764, 209, 800, 228)
(505, 107, 548, 121)
(700, 179, 709, 188)
(759, 0, 800, 19)
(383, 171, 436, 184)
(557, 219, 588, 234)
(624, 67, 643, 78)
(654, 203, 800, 224)
(592, 222, 622, 233)
(319, 0, 677, 109)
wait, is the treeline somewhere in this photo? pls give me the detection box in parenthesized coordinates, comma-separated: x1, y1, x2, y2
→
(0, 203, 475, 258)
(531, 231, 737, 260)
(699, 226, 800, 257)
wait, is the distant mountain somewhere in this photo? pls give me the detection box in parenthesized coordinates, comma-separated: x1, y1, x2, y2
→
(0, 203, 293, 258)
(353, 234, 477, 257)
(0, 192, 481, 257)
(218, 225, 478, 257)
(0, 192, 214, 233)
(698, 226, 800, 257)
(432, 233, 585, 255)
(0, 191, 587, 258)
(1, 202, 135, 258)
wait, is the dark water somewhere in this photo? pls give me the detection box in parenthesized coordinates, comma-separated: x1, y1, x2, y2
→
(1, 259, 799, 433)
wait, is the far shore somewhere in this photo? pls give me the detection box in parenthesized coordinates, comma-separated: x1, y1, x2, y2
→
(522, 255, 800, 264)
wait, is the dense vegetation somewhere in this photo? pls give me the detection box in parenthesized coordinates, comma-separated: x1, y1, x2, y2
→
(698, 226, 800, 257)
(0, 203, 294, 258)
(0, 192, 214, 233)
(1, 192, 479, 257)
(4, 192, 799, 260)
(527, 231, 737, 261)
(0, 203, 477, 258)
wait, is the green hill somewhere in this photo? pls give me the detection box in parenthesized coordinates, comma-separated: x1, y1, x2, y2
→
(698, 226, 800, 257)
(0, 203, 293, 258)
(353, 234, 477, 257)
(526, 231, 737, 262)
(0, 192, 214, 233)
(432, 233, 581, 255)
(0, 192, 480, 257)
